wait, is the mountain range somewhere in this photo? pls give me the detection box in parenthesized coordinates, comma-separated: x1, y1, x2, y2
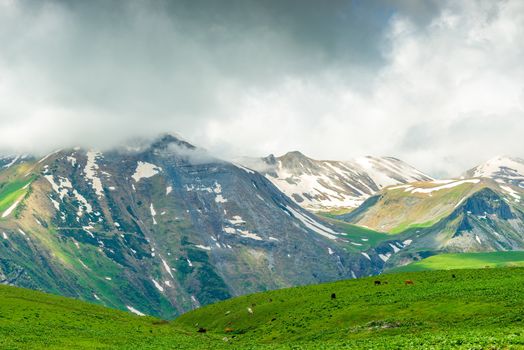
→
(238, 151, 432, 212)
(339, 156, 524, 270)
(1, 134, 524, 318)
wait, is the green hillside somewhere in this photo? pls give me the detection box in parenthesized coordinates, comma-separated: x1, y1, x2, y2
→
(388, 251, 524, 273)
(0, 284, 213, 349)
(3, 268, 524, 349)
(175, 267, 524, 349)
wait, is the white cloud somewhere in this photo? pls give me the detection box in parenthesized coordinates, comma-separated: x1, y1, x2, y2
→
(0, 1, 523, 177)
(202, 0, 524, 176)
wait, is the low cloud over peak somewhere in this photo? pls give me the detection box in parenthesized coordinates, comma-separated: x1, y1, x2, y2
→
(1, 0, 523, 177)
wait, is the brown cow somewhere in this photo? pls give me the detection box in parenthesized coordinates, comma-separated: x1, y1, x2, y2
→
(404, 280, 414, 285)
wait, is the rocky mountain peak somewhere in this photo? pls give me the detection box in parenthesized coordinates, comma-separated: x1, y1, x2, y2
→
(465, 156, 524, 188)
(150, 133, 197, 151)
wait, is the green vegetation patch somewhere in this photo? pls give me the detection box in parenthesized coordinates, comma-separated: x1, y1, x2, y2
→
(388, 251, 524, 273)
(0, 284, 214, 350)
(0, 177, 34, 213)
(3, 268, 524, 349)
(175, 267, 524, 349)
(320, 216, 389, 251)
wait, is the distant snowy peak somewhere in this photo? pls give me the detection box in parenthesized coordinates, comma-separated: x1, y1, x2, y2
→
(465, 156, 524, 187)
(351, 156, 433, 189)
(240, 151, 432, 212)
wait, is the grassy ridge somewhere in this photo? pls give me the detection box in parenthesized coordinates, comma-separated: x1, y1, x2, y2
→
(0, 284, 214, 349)
(388, 251, 524, 273)
(3, 268, 524, 349)
(347, 182, 481, 234)
(174, 267, 524, 349)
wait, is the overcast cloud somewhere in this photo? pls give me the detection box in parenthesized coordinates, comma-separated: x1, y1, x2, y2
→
(0, 0, 523, 177)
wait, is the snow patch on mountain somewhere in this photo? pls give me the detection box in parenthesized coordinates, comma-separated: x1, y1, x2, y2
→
(500, 185, 521, 202)
(2, 198, 22, 218)
(2, 155, 20, 169)
(127, 306, 145, 316)
(466, 157, 524, 188)
(353, 156, 432, 189)
(132, 162, 162, 182)
(223, 226, 262, 241)
(152, 279, 164, 292)
(150, 203, 157, 224)
(84, 151, 104, 197)
(406, 179, 480, 195)
(285, 205, 339, 240)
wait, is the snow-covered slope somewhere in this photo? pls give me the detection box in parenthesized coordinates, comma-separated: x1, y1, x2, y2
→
(465, 156, 524, 188)
(352, 156, 433, 189)
(240, 152, 433, 212)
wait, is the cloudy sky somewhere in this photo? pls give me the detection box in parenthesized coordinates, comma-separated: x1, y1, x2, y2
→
(0, 0, 523, 177)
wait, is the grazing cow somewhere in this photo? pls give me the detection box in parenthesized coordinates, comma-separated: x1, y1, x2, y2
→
(383, 281, 388, 285)
(225, 327, 234, 333)
(331, 293, 336, 299)
(452, 274, 456, 279)
(374, 280, 381, 286)
(404, 280, 414, 285)
(197, 327, 207, 333)
(247, 307, 254, 315)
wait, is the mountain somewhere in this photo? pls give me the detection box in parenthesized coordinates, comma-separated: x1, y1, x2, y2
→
(5, 141, 522, 318)
(338, 175, 524, 270)
(239, 152, 432, 212)
(465, 156, 524, 187)
(0, 134, 375, 318)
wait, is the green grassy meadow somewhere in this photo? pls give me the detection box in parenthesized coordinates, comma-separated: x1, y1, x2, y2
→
(3, 268, 524, 349)
(0, 177, 33, 214)
(175, 267, 524, 349)
(0, 284, 214, 349)
(388, 251, 524, 273)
